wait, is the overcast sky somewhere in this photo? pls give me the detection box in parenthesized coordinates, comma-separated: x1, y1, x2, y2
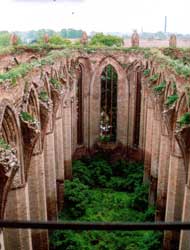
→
(0, 0, 189, 34)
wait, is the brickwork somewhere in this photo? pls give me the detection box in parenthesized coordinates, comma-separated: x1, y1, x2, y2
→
(0, 47, 190, 250)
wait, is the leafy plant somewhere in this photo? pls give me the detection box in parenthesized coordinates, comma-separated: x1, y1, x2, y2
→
(20, 111, 35, 123)
(165, 94, 178, 107)
(143, 69, 150, 77)
(39, 90, 49, 102)
(153, 81, 166, 93)
(51, 155, 161, 250)
(129, 183, 149, 212)
(177, 112, 190, 127)
(0, 138, 11, 150)
(64, 178, 90, 218)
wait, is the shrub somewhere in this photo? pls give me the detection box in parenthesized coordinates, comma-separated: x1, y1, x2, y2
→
(89, 33, 124, 47)
(48, 35, 71, 46)
(64, 179, 90, 218)
(130, 183, 149, 212)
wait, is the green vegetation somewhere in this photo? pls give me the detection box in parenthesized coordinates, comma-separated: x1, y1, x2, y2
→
(99, 135, 111, 142)
(20, 111, 35, 123)
(50, 154, 162, 250)
(0, 32, 11, 47)
(153, 81, 166, 93)
(143, 69, 150, 77)
(39, 91, 49, 102)
(0, 50, 70, 85)
(0, 138, 11, 150)
(148, 73, 159, 84)
(177, 112, 190, 127)
(50, 78, 62, 90)
(165, 94, 178, 107)
(89, 33, 124, 47)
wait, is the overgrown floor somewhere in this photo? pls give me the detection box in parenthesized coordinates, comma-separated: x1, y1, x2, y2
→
(50, 153, 162, 250)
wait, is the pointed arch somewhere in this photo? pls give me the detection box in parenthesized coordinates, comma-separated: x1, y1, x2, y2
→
(90, 56, 128, 146)
(100, 64, 118, 142)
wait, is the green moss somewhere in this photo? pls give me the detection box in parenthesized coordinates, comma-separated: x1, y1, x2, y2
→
(165, 94, 178, 107)
(143, 69, 150, 77)
(148, 73, 159, 83)
(39, 91, 49, 102)
(0, 138, 11, 150)
(177, 112, 190, 127)
(20, 111, 35, 123)
(153, 81, 166, 92)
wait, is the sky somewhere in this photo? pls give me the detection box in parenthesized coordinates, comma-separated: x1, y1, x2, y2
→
(0, 0, 189, 34)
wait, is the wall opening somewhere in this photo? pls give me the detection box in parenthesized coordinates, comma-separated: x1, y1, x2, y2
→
(100, 64, 118, 142)
(133, 71, 142, 147)
(77, 65, 83, 145)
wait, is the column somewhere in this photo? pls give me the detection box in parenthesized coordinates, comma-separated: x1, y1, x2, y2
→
(63, 101, 72, 179)
(28, 152, 49, 250)
(143, 97, 154, 182)
(4, 184, 32, 250)
(164, 152, 186, 250)
(156, 131, 170, 221)
(179, 184, 190, 250)
(44, 131, 58, 220)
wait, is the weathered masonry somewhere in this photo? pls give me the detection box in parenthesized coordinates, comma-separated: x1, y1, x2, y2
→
(0, 46, 190, 250)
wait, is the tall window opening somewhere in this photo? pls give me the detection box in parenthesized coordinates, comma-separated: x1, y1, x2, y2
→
(100, 64, 118, 142)
(133, 71, 142, 147)
(77, 65, 83, 145)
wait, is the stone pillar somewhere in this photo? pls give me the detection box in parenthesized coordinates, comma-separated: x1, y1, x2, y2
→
(131, 30, 139, 47)
(139, 86, 148, 156)
(144, 97, 154, 182)
(169, 34, 177, 47)
(128, 71, 136, 146)
(164, 151, 186, 250)
(28, 152, 49, 250)
(179, 184, 190, 250)
(4, 184, 32, 250)
(80, 31, 88, 45)
(44, 131, 58, 220)
(63, 101, 72, 179)
(0, 231, 5, 250)
(156, 130, 170, 221)
(149, 117, 161, 205)
(54, 113, 65, 211)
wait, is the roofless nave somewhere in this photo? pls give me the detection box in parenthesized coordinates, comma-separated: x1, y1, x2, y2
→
(0, 35, 190, 250)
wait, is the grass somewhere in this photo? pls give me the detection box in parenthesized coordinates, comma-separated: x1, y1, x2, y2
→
(165, 94, 178, 107)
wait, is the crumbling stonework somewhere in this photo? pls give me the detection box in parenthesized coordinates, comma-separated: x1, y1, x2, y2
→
(0, 46, 190, 250)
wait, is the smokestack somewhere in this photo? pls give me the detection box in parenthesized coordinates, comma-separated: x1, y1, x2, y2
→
(164, 16, 167, 33)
